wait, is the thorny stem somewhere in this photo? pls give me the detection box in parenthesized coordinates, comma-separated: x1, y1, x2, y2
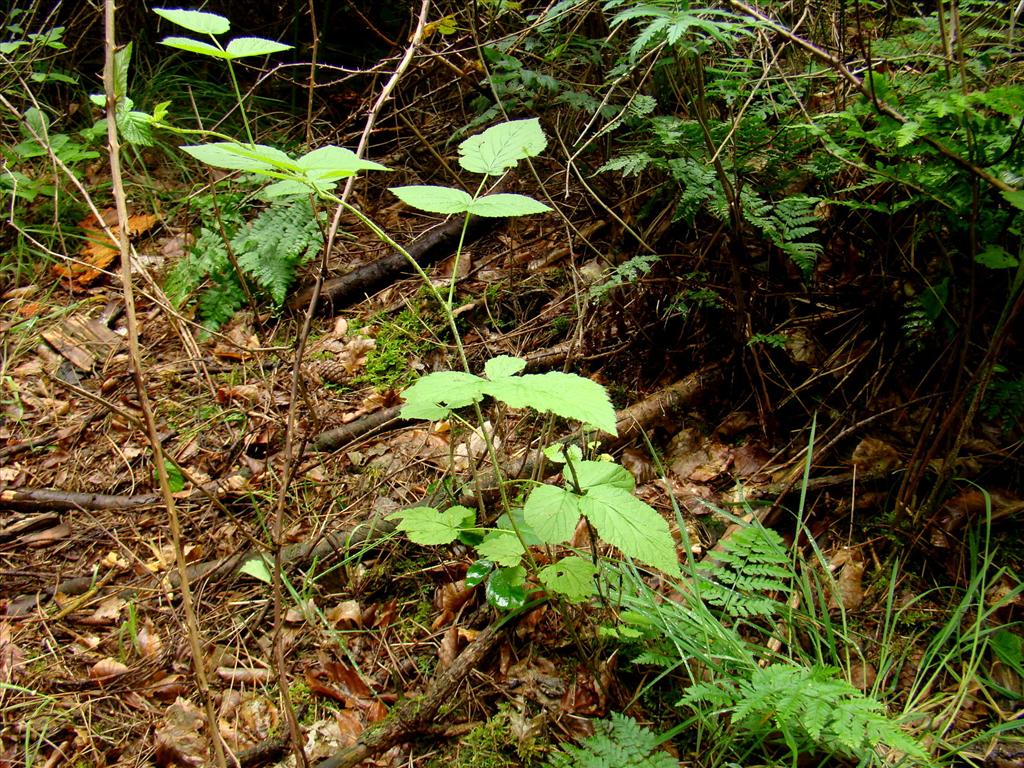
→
(102, 2, 228, 767)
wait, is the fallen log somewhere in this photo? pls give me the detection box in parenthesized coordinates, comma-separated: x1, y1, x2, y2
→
(288, 215, 494, 313)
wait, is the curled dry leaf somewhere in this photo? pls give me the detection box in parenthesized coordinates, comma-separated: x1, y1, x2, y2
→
(828, 548, 866, 611)
(438, 626, 480, 670)
(215, 667, 272, 685)
(432, 580, 475, 630)
(136, 619, 163, 659)
(851, 437, 901, 473)
(325, 599, 363, 629)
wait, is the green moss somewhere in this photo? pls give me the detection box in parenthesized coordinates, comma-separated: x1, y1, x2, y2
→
(354, 308, 439, 390)
(425, 704, 549, 768)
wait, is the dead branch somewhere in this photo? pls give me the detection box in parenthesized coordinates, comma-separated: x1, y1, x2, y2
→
(312, 617, 513, 768)
(288, 214, 496, 313)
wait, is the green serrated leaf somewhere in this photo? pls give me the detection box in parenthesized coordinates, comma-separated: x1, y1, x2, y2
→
(400, 371, 486, 420)
(976, 244, 1019, 269)
(544, 443, 583, 464)
(539, 556, 597, 602)
(484, 355, 527, 379)
(113, 42, 131, 102)
(466, 559, 494, 586)
(298, 145, 389, 179)
(483, 371, 617, 434)
(22, 107, 49, 139)
(389, 185, 472, 215)
(387, 505, 473, 546)
(1002, 190, 1024, 212)
(495, 509, 544, 546)
(573, 460, 634, 492)
(160, 36, 227, 58)
(240, 556, 272, 583)
(154, 8, 230, 35)
(224, 36, 292, 58)
(476, 529, 525, 567)
(466, 193, 551, 217)
(180, 141, 296, 172)
(580, 485, 680, 577)
(458, 118, 547, 175)
(486, 566, 527, 610)
(523, 483, 581, 544)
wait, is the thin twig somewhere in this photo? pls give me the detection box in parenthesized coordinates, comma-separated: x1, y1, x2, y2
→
(270, 3, 434, 764)
(101, 2, 227, 767)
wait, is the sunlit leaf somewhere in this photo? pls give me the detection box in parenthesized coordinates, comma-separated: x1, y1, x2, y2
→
(466, 193, 551, 217)
(154, 8, 230, 35)
(390, 185, 472, 215)
(224, 36, 293, 58)
(459, 118, 547, 175)
(160, 36, 227, 58)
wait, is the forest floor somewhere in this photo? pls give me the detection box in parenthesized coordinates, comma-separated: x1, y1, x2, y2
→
(3, 4, 1024, 768)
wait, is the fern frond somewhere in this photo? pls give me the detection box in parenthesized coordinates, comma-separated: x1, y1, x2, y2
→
(548, 712, 677, 768)
(697, 522, 790, 619)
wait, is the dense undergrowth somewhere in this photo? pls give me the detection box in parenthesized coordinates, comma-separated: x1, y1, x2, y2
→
(2, 1, 1023, 767)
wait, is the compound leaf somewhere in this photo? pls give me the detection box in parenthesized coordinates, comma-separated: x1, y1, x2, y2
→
(160, 36, 227, 58)
(574, 460, 634, 492)
(181, 141, 295, 172)
(484, 371, 617, 434)
(400, 371, 486, 420)
(466, 192, 551, 217)
(476, 529, 525, 567)
(387, 505, 473, 546)
(484, 355, 526, 379)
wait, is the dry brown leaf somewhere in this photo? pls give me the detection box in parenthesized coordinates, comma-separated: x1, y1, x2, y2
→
(80, 596, 126, 625)
(154, 698, 207, 768)
(53, 210, 160, 288)
(146, 674, 189, 702)
(90, 657, 129, 680)
(136, 619, 163, 658)
(218, 691, 278, 753)
(829, 548, 866, 611)
(333, 709, 364, 747)
(325, 600, 363, 629)
(431, 580, 475, 630)
(0, 624, 26, 683)
(851, 437, 901, 473)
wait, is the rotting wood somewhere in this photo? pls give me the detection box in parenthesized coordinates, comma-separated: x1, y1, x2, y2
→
(288, 215, 495, 313)
(313, 617, 513, 768)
